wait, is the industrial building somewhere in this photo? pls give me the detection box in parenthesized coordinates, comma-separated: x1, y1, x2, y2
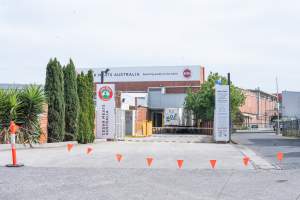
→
(80, 65, 205, 130)
(240, 88, 278, 128)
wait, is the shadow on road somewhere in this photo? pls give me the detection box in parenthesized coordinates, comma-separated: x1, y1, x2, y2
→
(247, 138, 300, 147)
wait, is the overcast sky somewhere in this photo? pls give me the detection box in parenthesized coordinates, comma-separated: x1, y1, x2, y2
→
(0, 0, 299, 93)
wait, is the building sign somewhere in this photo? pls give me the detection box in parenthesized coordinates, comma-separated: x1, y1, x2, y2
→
(214, 85, 230, 142)
(183, 68, 192, 78)
(96, 84, 115, 139)
(78, 66, 202, 82)
(98, 85, 114, 101)
(164, 108, 180, 126)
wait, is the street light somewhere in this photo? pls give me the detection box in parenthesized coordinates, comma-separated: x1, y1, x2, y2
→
(101, 68, 110, 84)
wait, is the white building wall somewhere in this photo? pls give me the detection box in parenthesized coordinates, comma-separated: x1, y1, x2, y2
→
(282, 91, 300, 118)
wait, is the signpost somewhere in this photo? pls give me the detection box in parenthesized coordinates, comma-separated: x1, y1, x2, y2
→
(96, 84, 116, 139)
(214, 84, 230, 142)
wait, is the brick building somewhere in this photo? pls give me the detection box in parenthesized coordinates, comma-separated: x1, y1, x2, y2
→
(240, 89, 277, 128)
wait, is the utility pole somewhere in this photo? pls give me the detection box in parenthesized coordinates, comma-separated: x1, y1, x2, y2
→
(276, 77, 280, 135)
(228, 73, 232, 142)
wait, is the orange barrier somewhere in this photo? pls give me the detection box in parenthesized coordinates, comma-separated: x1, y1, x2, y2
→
(86, 147, 93, 154)
(277, 152, 284, 161)
(67, 144, 74, 152)
(177, 160, 184, 169)
(6, 121, 24, 167)
(243, 157, 250, 166)
(210, 160, 217, 169)
(116, 154, 123, 162)
(146, 157, 153, 167)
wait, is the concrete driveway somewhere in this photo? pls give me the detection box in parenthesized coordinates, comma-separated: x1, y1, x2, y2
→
(1, 134, 299, 200)
(0, 139, 260, 170)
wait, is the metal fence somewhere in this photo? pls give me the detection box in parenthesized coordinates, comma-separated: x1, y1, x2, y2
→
(282, 119, 300, 137)
(153, 127, 213, 135)
(115, 108, 126, 140)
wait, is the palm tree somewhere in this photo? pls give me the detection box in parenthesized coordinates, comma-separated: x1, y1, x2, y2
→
(17, 85, 45, 144)
(0, 85, 45, 144)
(0, 89, 20, 123)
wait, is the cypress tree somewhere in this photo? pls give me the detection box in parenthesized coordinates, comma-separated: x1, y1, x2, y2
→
(86, 70, 95, 143)
(45, 58, 65, 142)
(77, 71, 95, 144)
(63, 59, 79, 141)
(77, 73, 89, 143)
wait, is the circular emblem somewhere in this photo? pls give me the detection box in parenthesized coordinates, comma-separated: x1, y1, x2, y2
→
(183, 68, 192, 78)
(98, 86, 113, 101)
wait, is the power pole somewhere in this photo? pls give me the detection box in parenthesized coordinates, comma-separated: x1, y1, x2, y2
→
(276, 77, 280, 135)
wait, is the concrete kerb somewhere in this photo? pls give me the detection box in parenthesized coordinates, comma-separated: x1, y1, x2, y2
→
(231, 142, 278, 170)
(0, 138, 109, 151)
(0, 141, 78, 151)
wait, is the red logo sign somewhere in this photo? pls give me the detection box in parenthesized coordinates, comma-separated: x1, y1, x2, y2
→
(183, 68, 191, 78)
(98, 86, 113, 101)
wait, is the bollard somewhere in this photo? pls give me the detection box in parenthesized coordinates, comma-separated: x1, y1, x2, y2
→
(6, 121, 24, 167)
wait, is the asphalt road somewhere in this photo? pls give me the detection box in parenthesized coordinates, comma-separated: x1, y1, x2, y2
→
(1, 167, 300, 200)
(232, 132, 300, 170)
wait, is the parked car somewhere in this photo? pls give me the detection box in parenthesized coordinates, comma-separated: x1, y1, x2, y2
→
(250, 124, 259, 129)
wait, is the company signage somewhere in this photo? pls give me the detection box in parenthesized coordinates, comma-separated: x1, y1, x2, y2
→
(96, 84, 116, 139)
(164, 108, 180, 126)
(79, 66, 201, 82)
(214, 85, 230, 142)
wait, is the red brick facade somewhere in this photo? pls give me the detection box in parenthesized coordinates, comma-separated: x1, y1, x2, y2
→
(39, 105, 48, 144)
(240, 89, 277, 127)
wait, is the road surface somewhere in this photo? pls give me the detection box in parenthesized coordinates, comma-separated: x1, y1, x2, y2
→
(232, 132, 300, 170)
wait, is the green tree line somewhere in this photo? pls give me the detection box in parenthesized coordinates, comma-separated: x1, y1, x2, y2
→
(184, 72, 246, 126)
(45, 58, 95, 144)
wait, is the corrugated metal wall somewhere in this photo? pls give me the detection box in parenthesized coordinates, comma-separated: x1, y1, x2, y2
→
(148, 90, 186, 109)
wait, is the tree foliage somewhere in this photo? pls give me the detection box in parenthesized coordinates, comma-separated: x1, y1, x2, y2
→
(77, 71, 95, 144)
(63, 59, 79, 141)
(45, 58, 65, 142)
(86, 70, 95, 142)
(184, 72, 245, 125)
(0, 85, 45, 144)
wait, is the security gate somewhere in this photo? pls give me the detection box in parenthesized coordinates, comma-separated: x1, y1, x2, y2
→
(115, 108, 125, 140)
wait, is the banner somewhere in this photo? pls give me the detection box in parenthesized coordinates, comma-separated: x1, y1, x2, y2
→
(214, 85, 230, 142)
(96, 84, 116, 139)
